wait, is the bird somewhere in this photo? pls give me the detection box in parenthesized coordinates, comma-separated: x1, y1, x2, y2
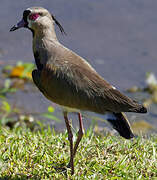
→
(10, 7, 147, 175)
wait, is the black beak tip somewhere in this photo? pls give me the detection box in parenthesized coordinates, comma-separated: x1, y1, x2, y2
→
(10, 25, 18, 32)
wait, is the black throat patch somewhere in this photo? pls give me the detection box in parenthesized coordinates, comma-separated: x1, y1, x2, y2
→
(34, 51, 43, 71)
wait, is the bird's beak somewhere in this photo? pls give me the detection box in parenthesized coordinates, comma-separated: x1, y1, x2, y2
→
(10, 18, 27, 32)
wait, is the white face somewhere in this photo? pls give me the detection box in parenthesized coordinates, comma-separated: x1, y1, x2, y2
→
(10, 7, 55, 33)
(26, 11, 53, 31)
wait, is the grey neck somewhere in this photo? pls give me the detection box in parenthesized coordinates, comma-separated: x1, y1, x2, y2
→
(33, 25, 58, 41)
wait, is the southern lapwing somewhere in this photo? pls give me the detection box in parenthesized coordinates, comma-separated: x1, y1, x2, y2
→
(10, 7, 147, 175)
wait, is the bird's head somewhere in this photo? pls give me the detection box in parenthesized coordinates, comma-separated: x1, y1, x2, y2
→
(10, 7, 66, 36)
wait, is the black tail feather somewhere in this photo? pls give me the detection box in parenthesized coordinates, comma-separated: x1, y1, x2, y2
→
(106, 112, 134, 139)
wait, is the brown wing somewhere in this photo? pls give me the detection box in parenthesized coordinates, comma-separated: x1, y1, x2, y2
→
(32, 46, 146, 114)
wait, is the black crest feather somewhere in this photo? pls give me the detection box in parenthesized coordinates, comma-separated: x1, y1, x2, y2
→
(51, 14, 66, 35)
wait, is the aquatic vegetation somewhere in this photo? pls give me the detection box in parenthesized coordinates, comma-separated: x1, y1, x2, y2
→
(2, 61, 35, 80)
(0, 79, 16, 98)
(41, 105, 61, 123)
(127, 72, 157, 108)
(0, 67, 60, 128)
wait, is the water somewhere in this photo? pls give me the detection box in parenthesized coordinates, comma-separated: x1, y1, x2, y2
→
(0, 0, 157, 133)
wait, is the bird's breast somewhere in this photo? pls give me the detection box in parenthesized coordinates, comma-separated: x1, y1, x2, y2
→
(34, 51, 43, 71)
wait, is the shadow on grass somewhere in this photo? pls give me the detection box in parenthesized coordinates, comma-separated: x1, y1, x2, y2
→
(0, 164, 69, 180)
(0, 174, 40, 180)
(52, 164, 69, 177)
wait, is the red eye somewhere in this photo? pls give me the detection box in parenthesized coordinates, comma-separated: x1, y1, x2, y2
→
(29, 13, 39, 21)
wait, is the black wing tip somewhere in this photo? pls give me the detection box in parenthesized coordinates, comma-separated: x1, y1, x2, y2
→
(138, 106, 147, 113)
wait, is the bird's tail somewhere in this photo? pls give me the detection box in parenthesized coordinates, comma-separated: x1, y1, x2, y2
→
(105, 112, 134, 139)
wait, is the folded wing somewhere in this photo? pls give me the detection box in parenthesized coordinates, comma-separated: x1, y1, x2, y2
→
(32, 56, 146, 114)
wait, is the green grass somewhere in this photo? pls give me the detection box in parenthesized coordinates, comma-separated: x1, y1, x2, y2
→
(0, 126, 156, 180)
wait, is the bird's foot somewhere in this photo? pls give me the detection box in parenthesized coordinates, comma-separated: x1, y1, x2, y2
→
(66, 160, 74, 175)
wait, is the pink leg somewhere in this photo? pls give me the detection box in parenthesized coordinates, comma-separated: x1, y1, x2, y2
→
(63, 111, 74, 175)
(73, 112, 84, 157)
